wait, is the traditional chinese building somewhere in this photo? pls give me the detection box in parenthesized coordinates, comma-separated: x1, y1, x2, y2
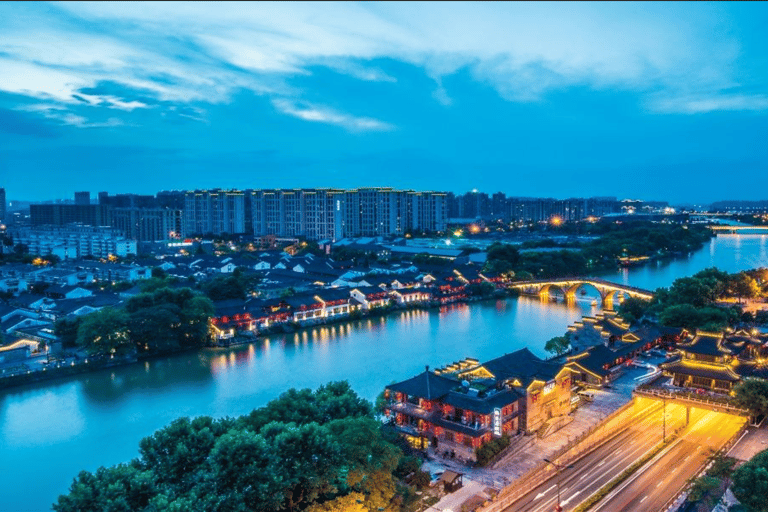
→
(661, 329, 768, 392)
(384, 348, 571, 457)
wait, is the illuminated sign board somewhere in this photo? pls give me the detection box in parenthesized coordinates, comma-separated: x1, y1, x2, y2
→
(492, 408, 502, 437)
(543, 381, 555, 394)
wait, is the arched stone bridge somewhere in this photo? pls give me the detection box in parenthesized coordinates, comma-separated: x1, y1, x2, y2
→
(508, 277, 654, 308)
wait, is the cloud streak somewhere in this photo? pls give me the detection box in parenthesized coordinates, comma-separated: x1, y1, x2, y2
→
(0, 0, 764, 132)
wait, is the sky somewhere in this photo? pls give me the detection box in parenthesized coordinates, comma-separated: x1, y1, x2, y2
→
(1, 1, 767, 204)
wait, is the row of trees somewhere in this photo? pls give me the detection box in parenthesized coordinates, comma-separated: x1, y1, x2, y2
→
(618, 268, 768, 331)
(55, 287, 214, 356)
(482, 222, 714, 280)
(54, 382, 420, 512)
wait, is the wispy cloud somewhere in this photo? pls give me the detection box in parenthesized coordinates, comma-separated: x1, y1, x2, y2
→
(17, 104, 124, 128)
(648, 94, 768, 114)
(0, 1, 762, 130)
(272, 99, 393, 132)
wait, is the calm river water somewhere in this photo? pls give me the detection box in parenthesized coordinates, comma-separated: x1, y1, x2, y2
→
(1, 234, 767, 511)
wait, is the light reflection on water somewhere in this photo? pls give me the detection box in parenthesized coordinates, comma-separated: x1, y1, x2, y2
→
(1, 234, 768, 511)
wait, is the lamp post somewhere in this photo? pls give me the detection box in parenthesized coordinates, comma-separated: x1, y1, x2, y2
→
(543, 458, 574, 512)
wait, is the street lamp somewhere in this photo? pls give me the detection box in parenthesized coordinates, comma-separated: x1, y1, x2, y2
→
(543, 458, 574, 512)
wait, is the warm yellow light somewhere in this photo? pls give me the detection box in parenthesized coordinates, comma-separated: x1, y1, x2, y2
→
(550, 216, 563, 226)
(453, 230, 463, 237)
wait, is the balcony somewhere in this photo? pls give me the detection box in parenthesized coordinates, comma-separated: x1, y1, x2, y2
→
(389, 401, 439, 421)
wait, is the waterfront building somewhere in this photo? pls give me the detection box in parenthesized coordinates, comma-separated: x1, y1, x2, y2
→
(184, 189, 246, 236)
(384, 348, 571, 456)
(661, 330, 768, 392)
(13, 225, 137, 259)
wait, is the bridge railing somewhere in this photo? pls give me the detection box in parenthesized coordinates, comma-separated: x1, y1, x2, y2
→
(633, 386, 749, 415)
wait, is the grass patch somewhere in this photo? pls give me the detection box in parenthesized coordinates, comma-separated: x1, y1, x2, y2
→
(572, 439, 671, 512)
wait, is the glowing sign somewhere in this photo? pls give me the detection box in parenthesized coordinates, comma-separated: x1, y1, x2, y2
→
(493, 408, 502, 437)
(543, 382, 555, 394)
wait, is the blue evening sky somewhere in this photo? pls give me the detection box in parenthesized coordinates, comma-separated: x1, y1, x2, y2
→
(1, 2, 767, 203)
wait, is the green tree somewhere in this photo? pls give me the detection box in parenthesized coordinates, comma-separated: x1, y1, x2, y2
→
(732, 448, 768, 512)
(76, 308, 131, 355)
(544, 335, 570, 356)
(55, 317, 82, 349)
(729, 272, 761, 303)
(733, 379, 768, 418)
(617, 297, 651, 324)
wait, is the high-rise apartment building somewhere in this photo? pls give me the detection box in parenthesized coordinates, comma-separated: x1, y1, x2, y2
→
(250, 188, 446, 240)
(0, 187, 6, 224)
(112, 207, 184, 242)
(30, 204, 112, 227)
(183, 189, 246, 236)
(74, 191, 91, 206)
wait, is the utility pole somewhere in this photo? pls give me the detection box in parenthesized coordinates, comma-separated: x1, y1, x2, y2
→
(543, 458, 574, 512)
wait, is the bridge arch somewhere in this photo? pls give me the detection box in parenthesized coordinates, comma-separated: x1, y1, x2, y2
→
(564, 282, 609, 304)
(539, 283, 567, 300)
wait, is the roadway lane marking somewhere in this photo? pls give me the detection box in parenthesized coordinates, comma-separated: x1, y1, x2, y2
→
(533, 484, 557, 500)
(684, 456, 690, 462)
(657, 481, 663, 488)
(561, 491, 582, 506)
(597, 461, 606, 467)
(641, 496, 648, 503)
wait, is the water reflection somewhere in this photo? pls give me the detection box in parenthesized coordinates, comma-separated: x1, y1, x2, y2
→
(3, 234, 768, 512)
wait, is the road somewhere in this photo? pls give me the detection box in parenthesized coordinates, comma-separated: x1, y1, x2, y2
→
(504, 399, 696, 512)
(591, 410, 745, 512)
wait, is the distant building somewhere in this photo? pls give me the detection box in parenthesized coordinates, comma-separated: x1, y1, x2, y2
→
(0, 187, 6, 224)
(112, 207, 183, 242)
(184, 189, 246, 236)
(74, 191, 91, 206)
(13, 224, 137, 259)
(251, 188, 447, 241)
(710, 200, 768, 214)
(30, 204, 112, 227)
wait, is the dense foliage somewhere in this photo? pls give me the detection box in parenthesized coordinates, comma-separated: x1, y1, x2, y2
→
(544, 335, 571, 356)
(733, 379, 768, 418)
(200, 268, 260, 301)
(475, 435, 511, 467)
(482, 222, 713, 279)
(617, 267, 768, 331)
(54, 382, 409, 512)
(732, 448, 768, 512)
(56, 287, 215, 356)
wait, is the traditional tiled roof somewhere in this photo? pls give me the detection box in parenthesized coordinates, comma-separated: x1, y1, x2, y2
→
(661, 358, 741, 382)
(482, 348, 562, 387)
(442, 388, 521, 415)
(387, 370, 458, 400)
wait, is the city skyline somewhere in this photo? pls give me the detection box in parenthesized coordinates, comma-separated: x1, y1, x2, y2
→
(1, 2, 767, 202)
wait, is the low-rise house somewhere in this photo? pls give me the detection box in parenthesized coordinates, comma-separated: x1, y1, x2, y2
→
(44, 285, 93, 300)
(350, 286, 391, 310)
(284, 295, 326, 323)
(210, 299, 254, 340)
(391, 288, 432, 305)
(0, 277, 27, 295)
(0, 339, 41, 363)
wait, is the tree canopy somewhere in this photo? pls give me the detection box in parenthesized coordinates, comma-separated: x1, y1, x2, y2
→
(54, 382, 407, 512)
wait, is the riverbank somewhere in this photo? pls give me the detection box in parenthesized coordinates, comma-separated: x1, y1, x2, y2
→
(0, 291, 517, 392)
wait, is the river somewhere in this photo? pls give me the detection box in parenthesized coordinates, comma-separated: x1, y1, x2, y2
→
(1, 234, 767, 511)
